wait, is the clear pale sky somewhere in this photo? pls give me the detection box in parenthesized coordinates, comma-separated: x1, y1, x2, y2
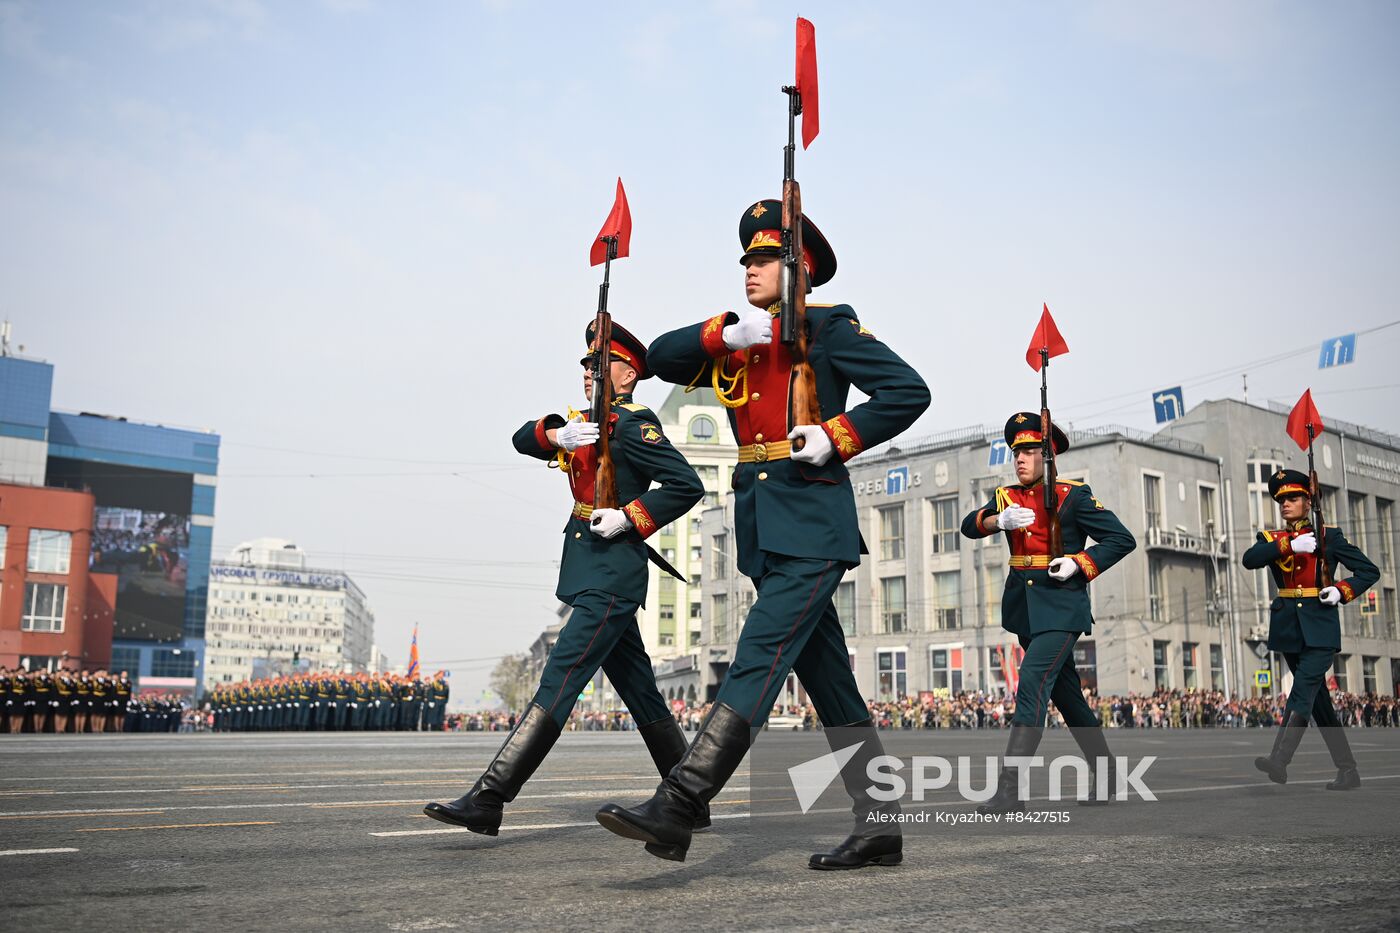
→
(4, 1, 1398, 703)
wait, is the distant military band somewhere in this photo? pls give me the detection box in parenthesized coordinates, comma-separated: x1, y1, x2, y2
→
(208, 672, 451, 732)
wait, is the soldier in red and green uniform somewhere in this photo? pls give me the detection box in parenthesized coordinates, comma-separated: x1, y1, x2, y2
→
(961, 413, 1136, 812)
(595, 201, 930, 869)
(424, 322, 705, 837)
(1245, 468, 1378, 789)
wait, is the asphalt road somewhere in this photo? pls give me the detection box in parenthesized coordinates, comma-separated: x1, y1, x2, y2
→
(2, 729, 1399, 932)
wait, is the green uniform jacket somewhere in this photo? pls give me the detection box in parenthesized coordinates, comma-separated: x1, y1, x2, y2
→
(961, 481, 1136, 636)
(513, 393, 703, 607)
(647, 304, 929, 578)
(1242, 522, 1378, 651)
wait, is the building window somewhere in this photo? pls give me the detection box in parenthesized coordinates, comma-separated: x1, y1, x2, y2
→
(929, 647, 963, 694)
(1148, 558, 1165, 622)
(1332, 654, 1349, 693)
(27, 529, 73, 574)
(876, 649, 907, 701)
(690, 517, 702, 536)
(930, 571, 959, 630)
(1073, 640, 1097, 692)
(1384, 588, 1398, 641)
(1182, 641, 1198, 690)
(659, 575, 676, 595)
(110, 647, 140, 676)
(878, 504, 905, 561)
(1209, 644, 1224, 691)
(658, 633, 675, 646)
(1142, 473, 1163, 531)
(929, 496, 959, 554)
(689, 602, 702, 621)
(1153, 640, 1170, 689)
(1348, 494, 1367, 558)
(1362, 656, 1378, 695)
(22, 583, 67, 632)
(1377, 499, 1395, 577)
(880, 576, 907, 634)
(151, 649, 195, 679)
(703, 491, 719, 509)
(712, 533, 728, 579)
(712, 594, 728, 644)
(695, 464, 719, 487)
(1198, 484, 1219, 542)
(1246, 460, 1283, 531)
(689, 415, 717, 443)
(835, 580, 856, 638)
(690, 545, 702, 564)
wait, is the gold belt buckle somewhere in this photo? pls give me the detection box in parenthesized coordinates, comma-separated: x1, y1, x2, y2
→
(752, 444, 768, 462)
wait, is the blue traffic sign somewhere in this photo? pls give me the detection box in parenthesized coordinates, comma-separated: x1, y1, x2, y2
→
(988, 440, 1009, 467)
(1152, 386, 1185, 424)
(1318, 333, 1356, 368)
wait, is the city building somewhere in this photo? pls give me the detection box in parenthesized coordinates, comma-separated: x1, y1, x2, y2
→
(0, 346, 220, 698)
(0, 482, 117, 672)
(203, 538, 375, 686)
(698, 402, 1400, 706)
(1161, 398, 1400, 696)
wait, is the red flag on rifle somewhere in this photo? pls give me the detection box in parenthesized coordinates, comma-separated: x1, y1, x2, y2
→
(796, 17, 819, 149)
(1025, 303, 1070, 371)
(590, 177, 632, 266)
(1286, 388, 1325, 450)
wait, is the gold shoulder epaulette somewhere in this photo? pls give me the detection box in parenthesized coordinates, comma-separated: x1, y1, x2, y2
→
(618, 402, 646, 412)
(1059, 479, 1085, 487)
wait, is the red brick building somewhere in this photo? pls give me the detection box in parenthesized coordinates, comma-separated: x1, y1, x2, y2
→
(0, 482, 116, 671)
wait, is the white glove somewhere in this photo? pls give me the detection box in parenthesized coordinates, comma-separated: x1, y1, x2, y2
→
(1048, 557, 1080, 581)
(722, 309, 774, 350)
(997, 506, 1036, 531)
(788, 425, 834, 466)
(1290, 532, 1316, 554)
(589, 507, 632, 539)
(556, 415, 599, 451)
(1319, 586, 1342, 606)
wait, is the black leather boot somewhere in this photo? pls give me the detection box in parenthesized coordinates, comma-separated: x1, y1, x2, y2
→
(422, 703, 560, 835)
(977, 725, 1043, 814)
(1317, 725, 1361, 790)
(595, 702, 752, 862)
(1073, 726, 1116, 806)
(638, 716, 711, 830)
(808, 719, 903, 871)
(1253, 711, 1308, 784)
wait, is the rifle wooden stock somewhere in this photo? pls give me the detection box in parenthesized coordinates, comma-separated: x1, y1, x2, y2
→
(782, 179, 821, 441)
(1308, 466, 1333, 588)
(591, 301, 618, 511)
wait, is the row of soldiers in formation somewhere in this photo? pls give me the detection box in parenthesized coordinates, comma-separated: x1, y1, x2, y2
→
(0, 667, 132, 733)
(418, 196, 1380, 873)
(208, 671, 450, 732)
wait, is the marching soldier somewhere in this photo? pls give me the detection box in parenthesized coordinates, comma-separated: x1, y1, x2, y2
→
(113, 671, 132, 732)
(424, 321, 706, 836)
(1245, 468, 1379, 788)
(594, 203, 930, 868)
(960, 414, 1136, 812)
(427, 672, 449, 731)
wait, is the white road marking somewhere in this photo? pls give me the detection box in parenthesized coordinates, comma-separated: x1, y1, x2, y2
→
(0, 847, 80, 856)
(370, 812, 754, 837)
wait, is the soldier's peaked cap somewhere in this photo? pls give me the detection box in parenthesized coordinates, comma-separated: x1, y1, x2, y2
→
(738, 199, 837, 289)
(581, 320, 651, 380)
(1268, 468, 1310, 501)
(1005, 412, 1069, 454)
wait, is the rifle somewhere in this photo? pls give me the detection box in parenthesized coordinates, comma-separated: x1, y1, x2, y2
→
(1038, 348, 1063, 559)
(586, 233, 685, 583)
(589, 236, 618, 512)
(1304, 424, 1334, 588)
(779, 91, 821, 446)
